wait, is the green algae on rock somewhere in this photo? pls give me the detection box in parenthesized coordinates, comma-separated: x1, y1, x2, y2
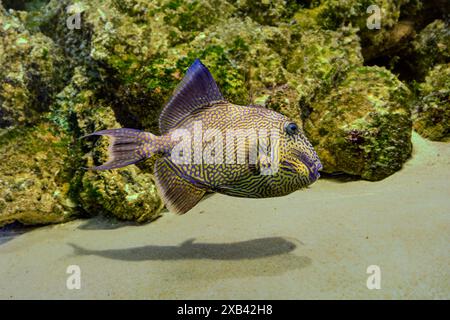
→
(28, 0, 356, 131)
(303, 66, 412, 181)
(413, 63, 450, 141)
(80, 159, 164, 223)
(312, 0, 422, 60)
(286, 27, 363, 107)
(1, 0, 447, 226)
(50, 66, 118, 136)
(229, 0, 303, 26)
(0, 123, 79, 227)
(22, 0, 364, 130)
(52, 67, 164, 222)
(0, 5, 66, 127)
(410, 20, 450, 81)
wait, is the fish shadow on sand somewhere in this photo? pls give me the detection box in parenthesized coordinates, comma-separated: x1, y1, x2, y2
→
(68, 237, 305, 261)
(68, 237, 311, 279)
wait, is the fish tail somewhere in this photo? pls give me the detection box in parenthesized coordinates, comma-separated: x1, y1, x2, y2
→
(82, 128, 161, 170)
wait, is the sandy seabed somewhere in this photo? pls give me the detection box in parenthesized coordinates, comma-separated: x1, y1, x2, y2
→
(0, 132, 449, 299)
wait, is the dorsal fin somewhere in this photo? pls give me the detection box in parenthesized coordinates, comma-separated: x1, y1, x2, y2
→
(159, 59, 225, 134)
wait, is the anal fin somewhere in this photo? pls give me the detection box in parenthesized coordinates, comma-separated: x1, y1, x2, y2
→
(154, 158, 206, 214)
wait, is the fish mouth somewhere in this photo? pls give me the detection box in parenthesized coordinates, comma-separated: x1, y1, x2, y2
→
(290, 150, 322, 183)
(312, 162, 323, 180)
(282, 159, 320, 183)
(306, 162, 321, 182)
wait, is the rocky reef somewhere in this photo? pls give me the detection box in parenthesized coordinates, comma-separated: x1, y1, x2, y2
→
(0, 4, 66, 127)
(0, 123, 77, 226)
(413, 63, 450, 141)
(0, 0, 448, 226)
(303, 66, 412, 180)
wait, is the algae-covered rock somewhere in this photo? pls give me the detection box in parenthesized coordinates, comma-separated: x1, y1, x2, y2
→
(2, 1, 49, 11)
(1, 0, 444, 227)
(410, 20, 450, 81)
(263, 84, 303, 126)
(260, 26, 363, 124)
(303, 66, 412, 180)
(0, 123, 79, 227)
(285, 27, 363, 108)
(230, 0, 303, 26)
(311, 0, 421, 60)
(36, 0, 237, 131)
(413, 63, 450, 141)
(28, 0, 363, 129)
(0, 5, 65, 127)
(51, 64, 165, 222)
(50, 65, 163, 221)
(80, 160, 164, 223)
(50, 66, 118, 136)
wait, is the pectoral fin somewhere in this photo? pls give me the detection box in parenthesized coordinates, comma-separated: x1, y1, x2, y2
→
(154, 158, 206, 214)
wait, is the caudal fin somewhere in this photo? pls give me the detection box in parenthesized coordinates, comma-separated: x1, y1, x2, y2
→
(83, 128, 158, 170)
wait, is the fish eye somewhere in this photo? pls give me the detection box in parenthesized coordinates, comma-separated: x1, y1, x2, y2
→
(285, 122, 299, 135)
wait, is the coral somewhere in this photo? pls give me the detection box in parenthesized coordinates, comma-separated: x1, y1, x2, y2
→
(413, 63, 450, 141)
(303, 66, 412, 181)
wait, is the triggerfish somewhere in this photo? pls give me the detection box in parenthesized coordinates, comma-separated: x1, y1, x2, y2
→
(85, 59, 322, 214)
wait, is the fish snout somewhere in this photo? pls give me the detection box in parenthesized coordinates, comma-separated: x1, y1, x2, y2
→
(297, 152, 322, 183)
(309, 161, 322, 182)
(282, 155, 321, 184)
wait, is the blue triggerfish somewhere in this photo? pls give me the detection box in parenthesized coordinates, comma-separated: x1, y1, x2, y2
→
(85, 59, 322, 214)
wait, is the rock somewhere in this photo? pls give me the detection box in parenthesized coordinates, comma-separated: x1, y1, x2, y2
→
(29, 0, 363, 131)
(303, 66, 412, 181)
(80, 159, 164, 223)
(410, 20, 450, 81)
(52, 66, 166, 222)
(0, 0, 165, 225)
(285, 26, 363, 108)
(229, 0, 303, 26)
(0, 4, 66, 127)
(263, 84, 303, 126)
(262, 26, 363, 124)
(298, 1, 449, 81)
(1, 0, 48, 12)
(2, 0, 440, 226)
(413, 63, 450, 141)
(0, 123, 80, 227)
(50, 66, 118, 136)
(312, 0, 422, 60)
(36, 0, 240, 132)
